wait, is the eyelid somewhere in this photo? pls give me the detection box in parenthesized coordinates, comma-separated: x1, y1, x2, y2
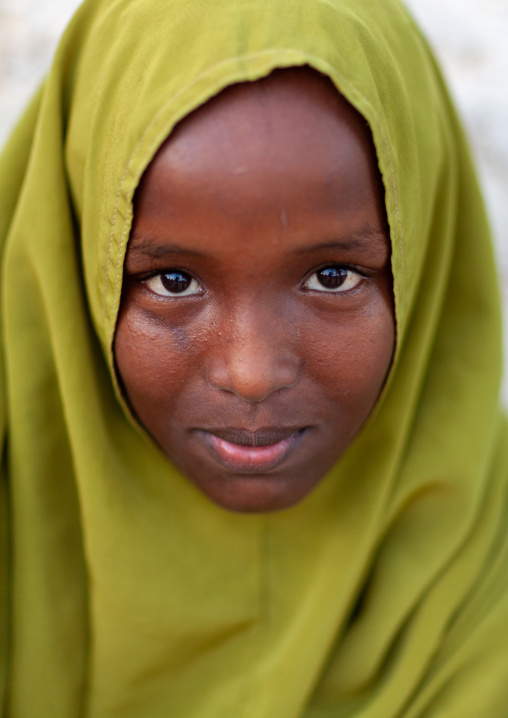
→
(303, 264, 365, 293)
(142, 269, 203, 298)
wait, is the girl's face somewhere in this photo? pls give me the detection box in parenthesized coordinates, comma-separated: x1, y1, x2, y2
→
(114, 69, 395, 513)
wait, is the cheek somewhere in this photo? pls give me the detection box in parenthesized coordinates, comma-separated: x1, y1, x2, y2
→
(302, 298, 395, 414)
(114, 288, 395, 442)
(114, 306, 199, 416)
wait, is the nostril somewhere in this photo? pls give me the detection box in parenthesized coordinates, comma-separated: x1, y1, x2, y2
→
(205, 356, 299, 403)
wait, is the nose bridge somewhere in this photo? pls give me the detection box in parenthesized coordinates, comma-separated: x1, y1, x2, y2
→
(206, 296, 299, 402)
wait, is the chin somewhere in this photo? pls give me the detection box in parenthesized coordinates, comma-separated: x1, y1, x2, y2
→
(194, 473, 317, 513)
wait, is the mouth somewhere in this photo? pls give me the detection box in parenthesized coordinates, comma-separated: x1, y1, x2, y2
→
(193, 426, 308, 473)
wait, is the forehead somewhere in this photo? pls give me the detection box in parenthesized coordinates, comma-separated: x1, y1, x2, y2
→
(132, 68, 389, 252)
(156, 68, 371, 164)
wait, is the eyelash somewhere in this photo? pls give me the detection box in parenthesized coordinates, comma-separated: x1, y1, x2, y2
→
(143, 270, 202, 297)
(141, 265, 365, 298)
(304, 265, 364, 293)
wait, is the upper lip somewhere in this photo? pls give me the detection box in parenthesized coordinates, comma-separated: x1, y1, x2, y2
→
(194, 426, 304, 446)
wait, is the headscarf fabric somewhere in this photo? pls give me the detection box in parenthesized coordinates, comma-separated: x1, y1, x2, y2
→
(1, 0, 508, 715)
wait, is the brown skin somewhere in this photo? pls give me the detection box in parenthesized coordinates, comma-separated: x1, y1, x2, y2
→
(114, 68, 395, 513)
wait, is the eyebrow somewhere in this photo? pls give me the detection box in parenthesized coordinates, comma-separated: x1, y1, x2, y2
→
(128, 232, 206, 259)
(128, 226, 390, 260)
(295, 227, 390, 253)
(292, 227, 390, 259)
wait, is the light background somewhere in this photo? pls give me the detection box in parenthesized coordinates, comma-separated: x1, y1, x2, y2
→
(1, 0, 507, 398)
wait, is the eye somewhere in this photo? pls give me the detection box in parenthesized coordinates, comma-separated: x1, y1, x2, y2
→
(144, 270, 202, 297)
(305, 266, 363, 293)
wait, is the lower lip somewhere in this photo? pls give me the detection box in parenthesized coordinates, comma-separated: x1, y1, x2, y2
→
(197, 431, 304, 473)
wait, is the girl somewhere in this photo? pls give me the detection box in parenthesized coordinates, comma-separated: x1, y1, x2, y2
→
(1, 0, 507, 715)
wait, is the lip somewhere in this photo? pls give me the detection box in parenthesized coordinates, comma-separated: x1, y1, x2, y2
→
(194, 427, 307, 473)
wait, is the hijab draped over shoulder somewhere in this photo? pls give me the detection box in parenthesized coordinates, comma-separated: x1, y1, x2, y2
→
(1, 0, 508, 715)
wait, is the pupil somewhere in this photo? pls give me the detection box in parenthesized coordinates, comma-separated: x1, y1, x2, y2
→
(161, 272, 191, 293)
(317, 267, 347, 289)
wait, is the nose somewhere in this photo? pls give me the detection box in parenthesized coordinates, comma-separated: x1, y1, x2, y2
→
(206, 304, 300, 403)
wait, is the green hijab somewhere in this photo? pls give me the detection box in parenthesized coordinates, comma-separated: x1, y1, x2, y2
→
(1, 0, 508, 715)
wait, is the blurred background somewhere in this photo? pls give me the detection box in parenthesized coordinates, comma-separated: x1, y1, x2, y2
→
(1, 0, 507, 398)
